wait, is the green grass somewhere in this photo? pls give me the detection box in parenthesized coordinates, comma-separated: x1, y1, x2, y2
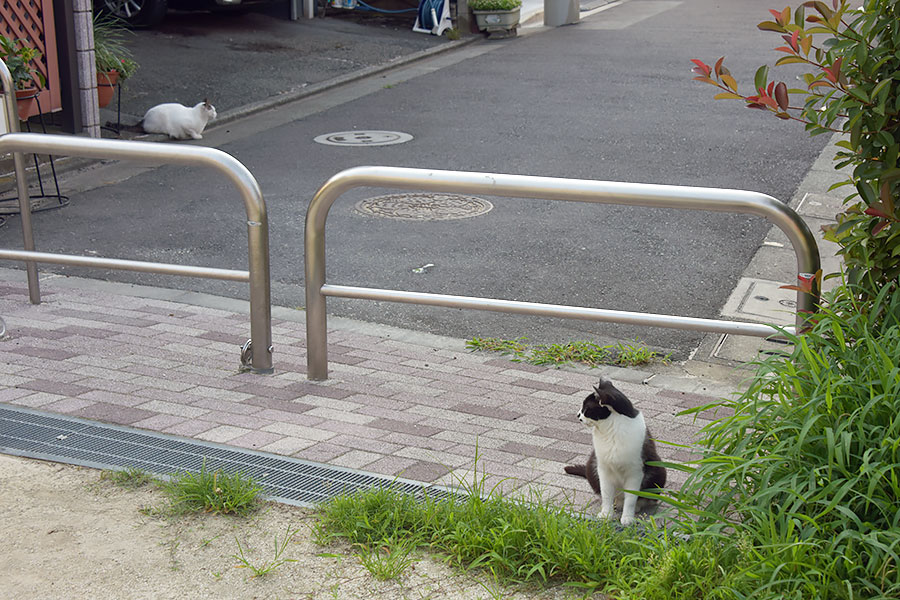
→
(355, 534, 418, 581)
(160, 461, 263, 516)
(100, 466, 155, 489)
(315, 466, 745, 598)
(465, 336, 669, 368)
(669, 283, 900, 599)
(232, 526, 299, 577)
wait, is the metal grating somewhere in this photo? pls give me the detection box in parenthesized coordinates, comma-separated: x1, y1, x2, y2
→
(0, 405, 453, 507)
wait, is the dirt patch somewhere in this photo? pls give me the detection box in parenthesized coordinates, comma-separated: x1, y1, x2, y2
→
(1, 454, 576, 599)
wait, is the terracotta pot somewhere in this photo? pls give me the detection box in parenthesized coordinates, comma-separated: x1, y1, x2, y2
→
(97, 70, 120, 108)
(14, 88, 39, 121)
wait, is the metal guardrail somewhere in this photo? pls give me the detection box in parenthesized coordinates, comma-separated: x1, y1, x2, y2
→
(0, 133, 274, 374)
(1, 59, 40, 305)
(305, 166, 821, 381)
(2, 61, 273, 373)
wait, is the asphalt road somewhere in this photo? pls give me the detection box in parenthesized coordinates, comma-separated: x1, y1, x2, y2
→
(1, 0, 831, 359)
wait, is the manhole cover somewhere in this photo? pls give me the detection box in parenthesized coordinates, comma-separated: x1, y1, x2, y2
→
(355, 193, 493, 221)
(313, 130, 413, 147)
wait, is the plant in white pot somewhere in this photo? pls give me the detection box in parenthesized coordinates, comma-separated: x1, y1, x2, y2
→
(469, 0, 522, 38)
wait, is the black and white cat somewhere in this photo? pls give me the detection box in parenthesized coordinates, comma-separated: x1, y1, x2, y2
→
(564, 378, 666, 525)
(142, 99, 217, 140)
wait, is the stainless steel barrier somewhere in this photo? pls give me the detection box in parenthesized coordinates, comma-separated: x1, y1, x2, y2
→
(0, 130, 274, 374)
(305, 166, 821, 380)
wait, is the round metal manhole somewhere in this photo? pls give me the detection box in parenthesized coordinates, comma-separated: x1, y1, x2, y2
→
(354, 193, 494, 221)
(313, 130, 413, 147)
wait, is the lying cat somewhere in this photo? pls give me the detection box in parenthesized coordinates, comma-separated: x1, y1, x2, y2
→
(141, 99, 217, 140)
(564, 378, 666, 526)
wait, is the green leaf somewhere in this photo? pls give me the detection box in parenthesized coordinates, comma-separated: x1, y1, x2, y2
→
(854, 43, 868, 66)
(870, 79, 892, 101)
(846, 87, 870, 103)
(827, 180, 853, 191)
(856, 181, 877, 206)
(775, 55, 810, 66)
(754, 65, 769, 92)
(757, 20, 784, 32)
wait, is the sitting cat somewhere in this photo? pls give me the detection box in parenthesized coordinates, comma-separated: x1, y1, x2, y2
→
(141, 99, 217, 140)
(564, 378, 666, 526)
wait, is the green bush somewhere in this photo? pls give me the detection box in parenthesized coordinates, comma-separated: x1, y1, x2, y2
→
(469, 0, 522, 11)
(672, 284, 900, 599)
(691, 0, 900, 306)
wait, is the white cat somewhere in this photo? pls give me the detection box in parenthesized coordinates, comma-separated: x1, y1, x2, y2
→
(564, 379, 667, 526)
(141, 99, 217, 140)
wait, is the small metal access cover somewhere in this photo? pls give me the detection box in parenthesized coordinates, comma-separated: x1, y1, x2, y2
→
(355, 193, 493, 221)
(314, 130, 413, 147)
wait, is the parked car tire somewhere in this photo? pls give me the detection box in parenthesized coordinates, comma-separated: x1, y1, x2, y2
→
(95, 0, 169, 28)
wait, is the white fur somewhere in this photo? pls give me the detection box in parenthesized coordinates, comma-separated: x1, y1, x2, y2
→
(580, 409, 648, 526)
(142, 100, 217, 140)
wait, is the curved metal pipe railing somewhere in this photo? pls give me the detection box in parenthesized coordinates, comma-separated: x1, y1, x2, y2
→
(305, 166, 821, 380)
(0, 132, 273, 374)
(2, 59, 41, 303)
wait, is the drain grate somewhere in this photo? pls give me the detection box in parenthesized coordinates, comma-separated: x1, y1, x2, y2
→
(355, 193, 493, 221)
(0, 405, 452, 507)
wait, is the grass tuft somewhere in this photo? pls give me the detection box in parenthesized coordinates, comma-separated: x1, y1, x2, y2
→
(100, 466, 155, 489)
(315, 462, 742, 598)
(355, 534, 418, 581)
(466, 336, 669, 368)
(232, 526, 299, 577)
(161, 461, 263, 516)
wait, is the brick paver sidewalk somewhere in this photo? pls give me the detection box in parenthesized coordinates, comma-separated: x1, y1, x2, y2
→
(0, 271, 736, 507)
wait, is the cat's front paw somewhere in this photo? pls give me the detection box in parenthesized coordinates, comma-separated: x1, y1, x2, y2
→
(598, 507, 614, 521)
(620, 514, 635, 527)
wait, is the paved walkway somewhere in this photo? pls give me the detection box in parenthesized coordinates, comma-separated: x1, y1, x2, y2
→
(0, 267, 734, 507)
(0, 0, 849, 511)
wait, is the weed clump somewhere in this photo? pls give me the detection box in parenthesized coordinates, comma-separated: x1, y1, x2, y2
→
(161, 461, 263, 516)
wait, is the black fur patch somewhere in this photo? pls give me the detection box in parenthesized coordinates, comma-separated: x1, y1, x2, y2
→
(591, 379, 638, 418)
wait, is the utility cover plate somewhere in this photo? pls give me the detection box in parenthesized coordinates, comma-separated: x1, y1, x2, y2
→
(314, 130, 413, 147)
(355, 193, 493, 221)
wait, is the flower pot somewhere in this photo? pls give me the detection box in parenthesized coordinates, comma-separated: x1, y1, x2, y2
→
(472, 8, 520, 33)
(96, 70, 120, 108)
(14, 88, 39, 121)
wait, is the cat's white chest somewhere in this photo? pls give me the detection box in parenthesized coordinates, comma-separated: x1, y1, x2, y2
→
(590, 413, 646, 470)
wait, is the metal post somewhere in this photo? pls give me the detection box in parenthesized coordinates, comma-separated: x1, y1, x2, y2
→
(0, 133, 274, 374)
(305, 166, 821, 381)
(1, 60, 41, 304)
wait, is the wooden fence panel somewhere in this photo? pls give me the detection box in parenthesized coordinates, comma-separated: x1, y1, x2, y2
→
(1, 0, 62, 118)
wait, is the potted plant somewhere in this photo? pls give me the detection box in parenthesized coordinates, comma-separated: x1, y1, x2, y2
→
(93, 13, 139, 108)
(469, 0, 522, 37)
(0, 35, 46, 120)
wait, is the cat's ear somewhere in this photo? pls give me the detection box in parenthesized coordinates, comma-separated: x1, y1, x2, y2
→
(203, 98, 211, 108)
(593, 378, 611, 398)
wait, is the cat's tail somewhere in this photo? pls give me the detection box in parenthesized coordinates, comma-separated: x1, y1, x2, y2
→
(563, 464, 587, 478)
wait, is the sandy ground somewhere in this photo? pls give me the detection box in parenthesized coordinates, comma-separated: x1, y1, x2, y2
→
(0, 454, 581, 600)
